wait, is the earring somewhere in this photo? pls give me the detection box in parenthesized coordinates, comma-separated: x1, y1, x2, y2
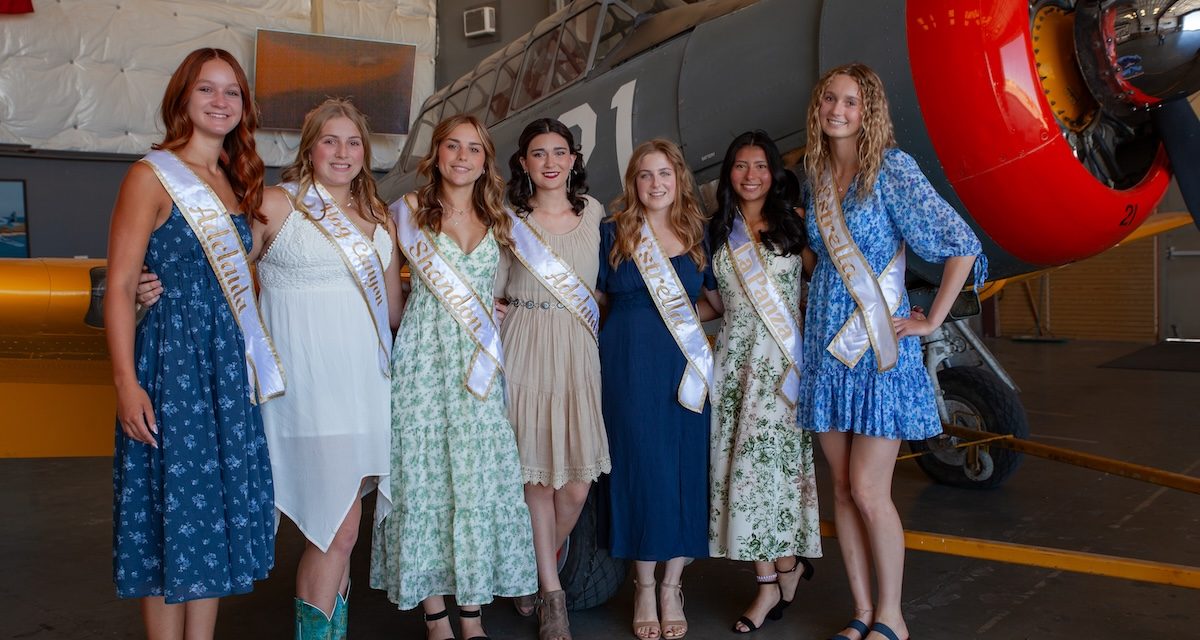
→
(526, 172, 533, 194)
(567, 170, 572, 192)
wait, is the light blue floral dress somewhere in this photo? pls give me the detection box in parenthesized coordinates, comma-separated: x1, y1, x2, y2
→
(799, 148, 987, 440)
(112, 204, 275, 603)
(370, 230, 537, 610)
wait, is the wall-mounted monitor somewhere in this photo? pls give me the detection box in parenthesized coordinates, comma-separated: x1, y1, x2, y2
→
(254, 30, 417, 135)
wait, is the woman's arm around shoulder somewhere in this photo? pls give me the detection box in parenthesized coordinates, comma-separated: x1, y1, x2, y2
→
(382, 216, 406, 330)
(248, 186, 293, 262)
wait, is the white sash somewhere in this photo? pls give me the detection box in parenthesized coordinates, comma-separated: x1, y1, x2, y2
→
(141, 149, 285, 402)
(390, 197, 503, 400)
(284, 181, 392, 378)
(727, 214, 803, 407)
(632, 220, 713, 413)
(506, 209, 599, 342)
(814, 169, 903, 372)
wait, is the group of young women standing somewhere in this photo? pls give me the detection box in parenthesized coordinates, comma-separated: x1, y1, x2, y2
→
(107, 47, 985, 640)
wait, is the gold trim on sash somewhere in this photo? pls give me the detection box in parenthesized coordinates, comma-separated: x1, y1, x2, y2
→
(391, 197, 503, 401)
(141, 149, 285, 403)
(506, 210, 599, 343)
(814, 168, 901, 373)
(285, 182, 392, 378)
(632, 220, 713, 413)
(726, 212, 804, 407)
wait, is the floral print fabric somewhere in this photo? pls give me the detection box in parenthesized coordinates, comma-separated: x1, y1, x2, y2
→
(708, 245, 821, 561)
(112, 204, 275, 603)
(370, 230, 537, 610)
(800, 148, 987, 440)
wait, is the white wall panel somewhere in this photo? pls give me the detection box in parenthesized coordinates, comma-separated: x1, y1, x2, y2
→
(0, 0, 436, 169)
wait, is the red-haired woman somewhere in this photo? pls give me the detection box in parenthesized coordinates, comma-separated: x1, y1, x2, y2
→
(106, 48, 276, 639)
(597, 139, 720, 640)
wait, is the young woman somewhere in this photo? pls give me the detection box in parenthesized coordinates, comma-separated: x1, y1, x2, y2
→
(369, 114, 537, 640)
(597, 139, 719, 640)
(495, 118, 610, 640)
(706, 131, 821, 634)
(258, 99, 401, 638)
(106, 48, 275, 639)
(799, 64, 986, 640)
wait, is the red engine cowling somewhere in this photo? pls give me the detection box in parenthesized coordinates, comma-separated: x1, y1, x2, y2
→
(906, 1, 1172, 267)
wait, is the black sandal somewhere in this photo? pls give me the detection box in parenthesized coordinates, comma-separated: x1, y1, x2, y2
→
(423, 609, 454, 640)
(458, 607, 490, 640)
(768, 557, 815, 620)
(731, 574, 779, 634)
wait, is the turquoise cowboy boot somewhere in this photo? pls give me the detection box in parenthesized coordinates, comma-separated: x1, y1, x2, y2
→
(330, 581, 350, 640)
(294, 597, 333, 640)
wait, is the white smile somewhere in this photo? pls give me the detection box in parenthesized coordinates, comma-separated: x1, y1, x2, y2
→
(542, 171, 561, 179)
(827, 118, 848, 126)
(330, 163, 352, 170)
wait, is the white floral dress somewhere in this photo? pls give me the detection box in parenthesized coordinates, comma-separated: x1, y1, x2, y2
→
(708, 245, 822, 562)
(369, 230, 537, 610)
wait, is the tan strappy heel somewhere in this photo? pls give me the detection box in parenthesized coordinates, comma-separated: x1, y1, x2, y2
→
(632, 579, 660, 639)
(659, 581, 687, 640)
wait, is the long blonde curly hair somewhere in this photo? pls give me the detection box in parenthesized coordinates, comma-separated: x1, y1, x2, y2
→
(609, 139, 708, 270)
(280, 98, 387, 224)
(802, 63, 896, 201)
(412, 113, 510, 246)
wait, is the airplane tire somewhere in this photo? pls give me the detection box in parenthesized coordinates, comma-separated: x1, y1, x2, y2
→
(559, 488, 629, 611)
(908, 366, 1028, 489)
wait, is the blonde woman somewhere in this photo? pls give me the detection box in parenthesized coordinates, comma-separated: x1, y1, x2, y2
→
(370, 114, 537, 640)
(799, 64, 986, 640)
(596, 139, 719, 640)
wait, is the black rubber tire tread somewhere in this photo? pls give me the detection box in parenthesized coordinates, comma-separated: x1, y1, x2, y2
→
(558, 487, 629, 611)
(908, 366, 1029, 489)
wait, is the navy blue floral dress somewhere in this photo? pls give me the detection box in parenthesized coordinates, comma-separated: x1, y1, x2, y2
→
(799, 149, 987, 440)
(598, 222, 716, 560)
(112, 204, 275, 603)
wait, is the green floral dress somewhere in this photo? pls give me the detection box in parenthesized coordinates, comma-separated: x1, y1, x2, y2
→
(370, 230, 537, 610)
(708, 244, 822, 562)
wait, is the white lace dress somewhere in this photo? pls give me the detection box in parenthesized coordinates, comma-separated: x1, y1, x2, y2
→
(257, 210, 393, 552)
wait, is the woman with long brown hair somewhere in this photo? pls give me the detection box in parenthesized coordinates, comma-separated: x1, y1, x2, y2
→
(597, 139, 719, 640)
(369, 114, 536, 640)
(107, 48, 275, 639)
(798, 63, 986, 640)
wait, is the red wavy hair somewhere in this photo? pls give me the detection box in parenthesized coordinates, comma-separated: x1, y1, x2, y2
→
(155, 48, 265, 220)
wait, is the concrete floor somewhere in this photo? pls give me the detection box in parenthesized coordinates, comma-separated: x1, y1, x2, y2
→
(2, 339, 1198, 639)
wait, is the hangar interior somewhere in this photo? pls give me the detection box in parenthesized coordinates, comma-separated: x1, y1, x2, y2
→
(0, 1, 1198, 639)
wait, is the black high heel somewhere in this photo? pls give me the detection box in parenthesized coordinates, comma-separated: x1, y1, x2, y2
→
(457, 607, 490, 640)
(422, 609, 455, 640)
(767, 557, 814, 620)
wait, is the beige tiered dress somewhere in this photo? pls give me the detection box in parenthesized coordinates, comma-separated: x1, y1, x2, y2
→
(496, 195, 611, 488)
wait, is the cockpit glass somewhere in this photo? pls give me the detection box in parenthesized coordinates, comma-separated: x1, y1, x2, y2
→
(549, 5, 602, 93)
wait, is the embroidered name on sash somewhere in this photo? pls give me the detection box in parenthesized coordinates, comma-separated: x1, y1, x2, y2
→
(632, 220, 713, 413)
(506, 209, 598, 341)
(286, 181, 392, 378)
(142, 149, 285, 402)
(391, 197, 503, 400)
(814, 169, 902, 372)
(728, 213, 803, 406)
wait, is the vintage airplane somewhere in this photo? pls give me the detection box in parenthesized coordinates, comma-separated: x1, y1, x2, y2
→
(376, 0, 1200, 492)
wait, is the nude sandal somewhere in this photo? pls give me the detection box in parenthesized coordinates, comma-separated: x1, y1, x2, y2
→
(631, 579, 660, 639)
(659, 581, 687, 640)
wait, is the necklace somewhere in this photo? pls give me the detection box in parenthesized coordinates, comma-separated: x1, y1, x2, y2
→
(440, 199, 470, 226)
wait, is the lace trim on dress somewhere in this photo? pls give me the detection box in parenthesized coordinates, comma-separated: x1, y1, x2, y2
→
(521, 457, 612, 489)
